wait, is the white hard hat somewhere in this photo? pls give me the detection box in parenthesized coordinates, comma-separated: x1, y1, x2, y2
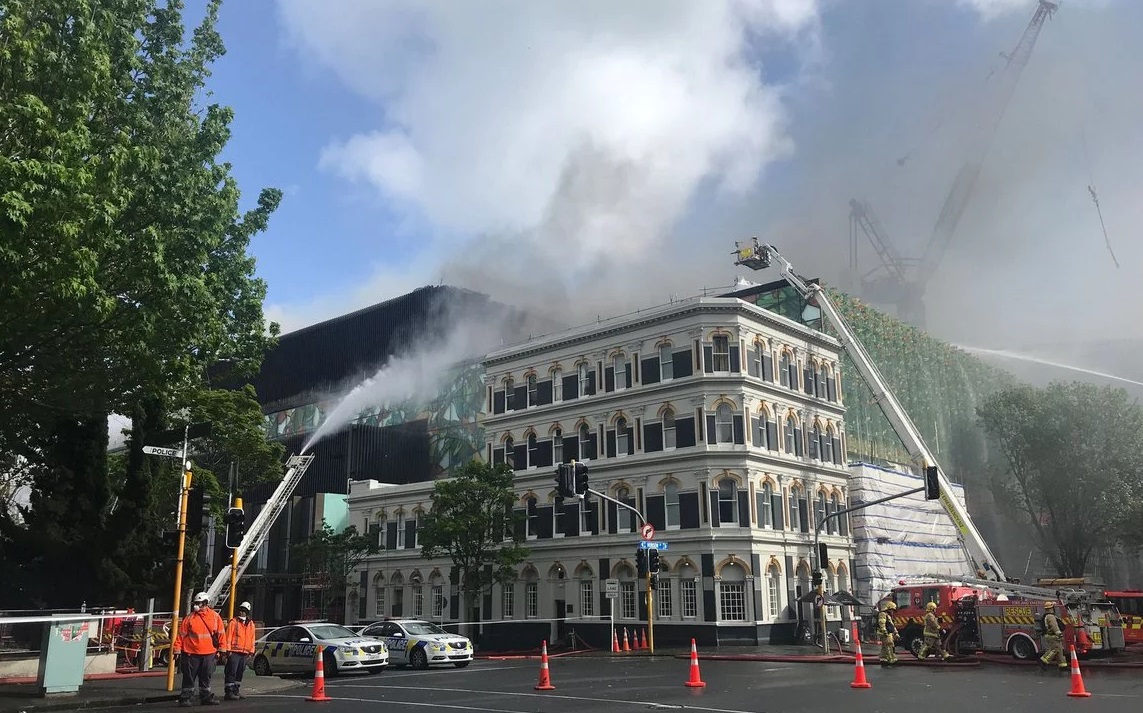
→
(193, 592, 209, 604)
(238, 601, 252, 612)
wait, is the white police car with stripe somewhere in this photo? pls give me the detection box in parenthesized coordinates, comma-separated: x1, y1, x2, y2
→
(252, 621, 388, 677)
(359, 619, 472, 669)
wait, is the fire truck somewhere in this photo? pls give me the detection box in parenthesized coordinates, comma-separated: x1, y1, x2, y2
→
(882, 576, 1125, 660)
(1102, 590, 1143, 645)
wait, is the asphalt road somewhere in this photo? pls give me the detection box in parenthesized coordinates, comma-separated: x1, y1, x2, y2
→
(102, 656, 1143, 713)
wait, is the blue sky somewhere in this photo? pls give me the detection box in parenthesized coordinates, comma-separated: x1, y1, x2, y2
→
(189, 0, 1143, 351)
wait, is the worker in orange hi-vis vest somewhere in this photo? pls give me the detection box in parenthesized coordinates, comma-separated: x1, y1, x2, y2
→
(223, 602, 257, 700)
(174, 592, 227, 707)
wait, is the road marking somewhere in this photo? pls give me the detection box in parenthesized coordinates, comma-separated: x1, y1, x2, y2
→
(337, 683, 763, 713)
(260, 694, 520, 712)
(327, 665, 526, 682)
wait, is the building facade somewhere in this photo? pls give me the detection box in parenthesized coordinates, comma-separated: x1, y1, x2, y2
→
(347, 296, 857, 648)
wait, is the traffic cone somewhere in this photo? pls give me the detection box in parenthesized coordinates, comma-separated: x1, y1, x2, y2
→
(684, 638, 706, 688)
(1065, 645, 1091, 698)
(850, 624, 872, 689)
(622, 628, 631, 652)
(640, 629, 648, 650)
(612, 629, 620, 653)
(534, 640, 556, 691)
(306, 646, 332, 702)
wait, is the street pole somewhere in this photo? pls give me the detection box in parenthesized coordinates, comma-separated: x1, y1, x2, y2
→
(585, 487, 651, 652)
(227, 496, 242, 620)
(813, 484, 926, 651)
(646, 570, 655, 654)
(166, 465, 193, 692)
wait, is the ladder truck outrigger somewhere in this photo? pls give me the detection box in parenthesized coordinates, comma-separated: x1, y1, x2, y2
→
(733, 240, 1126, 660)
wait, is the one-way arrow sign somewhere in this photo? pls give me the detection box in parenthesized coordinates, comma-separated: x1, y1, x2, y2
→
(142, 445, 182, 459)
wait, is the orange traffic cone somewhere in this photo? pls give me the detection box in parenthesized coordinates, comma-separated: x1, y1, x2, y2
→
(306, 646, 332, 702)
(684, 638, 706, 688)
(534, 640, 556, 691)
(622, 628, 631, 652)
(612, 629, 621, 653)
(1066, 645, 1091, 698)
(850, 623, 872, 689)
(639, 629, 647, 650)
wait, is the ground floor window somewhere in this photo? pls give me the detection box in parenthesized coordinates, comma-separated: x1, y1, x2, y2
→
(621, 582, 637, 619)
(580, 580, 594, 617)
(503, 585, 515, 618)
(525, 582, 538, 618)
(374, 587, 386, 618)
(719, 582, 747, 621)
(681, 579, 698, 618)
(657, 580, 673, 618)
(432, 585, 445, 619)
(412, 585, 424, 617)
(767, 569, 781, 620)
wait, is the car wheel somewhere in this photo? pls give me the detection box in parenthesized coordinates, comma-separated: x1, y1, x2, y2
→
(253, 655, 272, 677)
(453, 661, 470, 669)
(410, 648, 429, 670)
(1009, 636, 1037, 661)
(323, 650, 340, 677)
(908, 635, 924, 658)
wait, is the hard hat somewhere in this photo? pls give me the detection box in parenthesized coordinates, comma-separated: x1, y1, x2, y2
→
(238, 601, 252, 612)
(193, 592, 209, 604)
(884, 601, 896, 611)
(1044, 601, 1055, 609)
(926, 601, 937, 611)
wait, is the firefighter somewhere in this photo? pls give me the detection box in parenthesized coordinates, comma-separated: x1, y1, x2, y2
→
(877, 601, 899, 666)
(917, 601, 952, 660)
(223, 602, 256, 700)
(174, 592, 227, 707)
(1039, 601, 1068, 670)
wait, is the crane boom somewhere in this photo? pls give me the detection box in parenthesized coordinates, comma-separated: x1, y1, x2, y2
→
(915, 0, 1057, 286)
(733, 240, 1007, 582)
(205, 454, 315, 606)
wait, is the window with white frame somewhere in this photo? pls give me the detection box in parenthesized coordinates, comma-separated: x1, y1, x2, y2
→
(757, 482, 773, 528)
(412, 584, 424, 617)
(616, 487, 634, 531)
(525, 497, 538, 538)
(784, 416, 797, 453)
(659, 344, 673, 380)
(580, 580, 594, 617)
(715, 403, 734, 443)
(615, 417, 629, 456)
(504, 436, 515, 469)
(717, 479, 737, 524)
(779, 352, 791, 387)
(817, 491, 828, 531)
(527, 374, 537, 407)
(374, 584, 386, 617)
(681, 578, 698, 618)
(712, 335, 730, 371)
(823, 426, 835, 463)
(578, 423, 591, 460)
(578, 363, 591, 395)
(663, 410, 676, 449)
(527, 433, 538, 468)
(503, 584, 515, 618)
(525, 582, 538, 618)
(718, 564, 747, 621)
(504, 377, 515, 410)
(580, 500, 593, 533)
(553, 369, 563, 401)
(432, 585, 445, 618)
(657, 579, 673, 618)
(788, 488, 802, 531)
(396, 513, 405, 548)
(620, 581, 637, 619)
(767, 565, 782, 620)
(553, 428, 563, 464)
(613, 355, 626, 390)
(664, 482, 680, 528)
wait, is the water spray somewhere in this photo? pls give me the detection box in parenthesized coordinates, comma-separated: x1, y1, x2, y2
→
(957, 345, 1143, 389)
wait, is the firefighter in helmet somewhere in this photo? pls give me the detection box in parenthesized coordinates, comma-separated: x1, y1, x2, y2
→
(917, 601, 952, 660)
(1039, 601, 1068, 670)
(877, 600, 899, 666)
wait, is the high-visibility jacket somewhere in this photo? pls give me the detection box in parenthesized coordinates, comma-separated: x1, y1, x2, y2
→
(924, 612, 941, 637)
(174, 608, 226, 655)
(1044, 613, 1062, 637)
(226, 617, 257, 655)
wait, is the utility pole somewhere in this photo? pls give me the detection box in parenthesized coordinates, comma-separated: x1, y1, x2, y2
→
(227, 497, 243, 620)
(166, 458, 193, 692)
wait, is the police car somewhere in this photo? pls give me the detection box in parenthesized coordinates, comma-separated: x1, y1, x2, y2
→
(251, 621, 388, 677)
(359, 619, 473, 669)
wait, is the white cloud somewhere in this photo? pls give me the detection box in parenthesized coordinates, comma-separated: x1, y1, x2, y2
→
(279, 0, 819, 281)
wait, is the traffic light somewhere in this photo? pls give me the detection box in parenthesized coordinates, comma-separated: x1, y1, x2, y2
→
(200, 490, 213, 534)
(924, 466, 940, 500)
(224, 507, 245, 549)
(648, 548, 660, 574)
(554, 464, 575, 499)
(812, 570, 824, 588)
(636, 548, 647, 577)
(185, 484, 204, 537)
(573, 461, 589, 496)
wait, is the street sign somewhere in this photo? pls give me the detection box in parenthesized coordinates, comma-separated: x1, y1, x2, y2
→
(638, 541, 668, 551)
(640, 523, 655, 541)
(142, 445, 182, 458)
(605, 579, 619, 599)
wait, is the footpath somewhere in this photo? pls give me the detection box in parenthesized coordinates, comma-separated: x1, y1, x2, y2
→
(0, 672, 304, 712)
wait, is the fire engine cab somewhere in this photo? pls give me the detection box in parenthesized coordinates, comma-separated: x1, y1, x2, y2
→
(882, 577, 1126, 660)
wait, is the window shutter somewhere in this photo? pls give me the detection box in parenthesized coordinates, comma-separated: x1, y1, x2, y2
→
(514, 385, 528, 407)
(587, 500, 599, 535)
(584, 371, 596, 395)
(771, 494, 784, 530)
(641, 356, 660, 384)
(626, 426, 635, 455)
(404, 520, 417, 549)
(826, 375, 837, 402)
(832, 436, 842, 464)
(766, 420, 779, 451)
(605, 430, 617, 458)
(675, 417, 696, 448)
(386, 523, 398, 550)
(751, 417, 761, 447)
(607, 502, 618, 534)
(803, 366, 813, 395)
(708, 490, 721, 527)
(643, 422, 663, 452)
(705, 414, 716, 442)
(535, 440, 553, 468)
(604, 367, 615, 393)
(679, 492, 700, 529)
(703, 345, 714, 374)
(562, 374, 579, 400)
(672, 349, 693, 378)
(492, 448, 505, 465)
(512, 444, 527, 470)
(737, 492, 750, 528)
(562, 436, 577, 462)
(794, 425, 804, 456)
(646, 496, 666, 531)
(732, 415, 745, 445)
(493, 391, 506, 414)
(799, 498, 809, 533)
(537, 380, 553, 405)
(839, 507, 848, 537)
(586, 433, 598, 460)
(762, 352, 774, 381)
(564, 503, 580, 536)
(747, 349, 760, 377)
(729, 344, 741, 373)
(808, 427, 819, 460)
(624, 362, 632, 388)
(536, 506, 554, 539)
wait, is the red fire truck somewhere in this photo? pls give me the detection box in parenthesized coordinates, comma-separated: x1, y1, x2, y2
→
(1101, 590, 1142, 645)
(882, 577, 1125, 660)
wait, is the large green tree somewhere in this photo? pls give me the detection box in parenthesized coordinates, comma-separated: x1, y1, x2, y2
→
(977, 381, 1143, 577)
(418, 461, 529, 626)
(0, 0, 281, 608)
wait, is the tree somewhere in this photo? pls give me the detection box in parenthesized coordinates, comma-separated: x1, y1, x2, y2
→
(0, 0, 281, 608)
(418, 461, 529, 626)
(293, 523, 382, 622)
(977, 381, 1143, 577)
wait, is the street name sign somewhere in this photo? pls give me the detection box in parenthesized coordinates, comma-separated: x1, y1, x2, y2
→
(638, 541, 668, 551)
(142, 445, 182, 458)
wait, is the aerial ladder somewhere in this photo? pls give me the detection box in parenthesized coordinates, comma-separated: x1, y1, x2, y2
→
(733, 240, 1008, 582)
(204, 454, 316, 606)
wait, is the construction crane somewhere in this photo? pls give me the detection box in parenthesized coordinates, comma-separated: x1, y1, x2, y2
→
(850, 0, 1058, 327)
(734, 240, 1007, 582)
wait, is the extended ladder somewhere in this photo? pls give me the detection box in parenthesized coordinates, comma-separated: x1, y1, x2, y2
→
(205, 454, 315, 606)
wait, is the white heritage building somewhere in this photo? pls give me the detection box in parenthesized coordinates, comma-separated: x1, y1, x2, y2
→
(346, 296, 856, 648)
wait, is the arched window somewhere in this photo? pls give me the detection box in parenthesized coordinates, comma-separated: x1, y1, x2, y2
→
(664, 482, 680, 528)
(758, 481, 774, 528)
(527, 433, 538, 468)
(552, 368, 563, 401)
(616, 417, 629, 456)
(553, 428, 563, 464)
(504, 436, 515, 469)
(832, 493, 846, 535)
(823, 364, 835, 402)
(613, 355, 627, 390)
(823, 426, 835, 464)
(525, 496, 538, 538)
(578, 363, 591, 395)
(715, 403, 733, 443)
(663, 409, 676, 449)
(784, 416, 797, 454)
(718, 562, 747, 621)
(788, 485, 804, 531)
(810, 422, 822, 460)
(616, 487, 634, 531)
(779, 352, 791, 387)
(767, 563, 782, 620)
(659, 344, 674, 380)
(817, 491, 828, 531)
(578, 423, 591, 460)
(504, 377, 515, 410)
(527, 374, 538, 407)
(717, 479, 737, 524)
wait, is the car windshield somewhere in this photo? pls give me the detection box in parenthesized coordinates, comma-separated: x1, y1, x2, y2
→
(308, 625, 357, 640)
(403, 622, 450, 636)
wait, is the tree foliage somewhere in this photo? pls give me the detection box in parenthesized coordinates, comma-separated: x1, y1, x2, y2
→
(977, 381, 1143, 576)
(293, 523, 382, 621)
(0, 0, 281, 608)
(418, 460, 529, 618)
